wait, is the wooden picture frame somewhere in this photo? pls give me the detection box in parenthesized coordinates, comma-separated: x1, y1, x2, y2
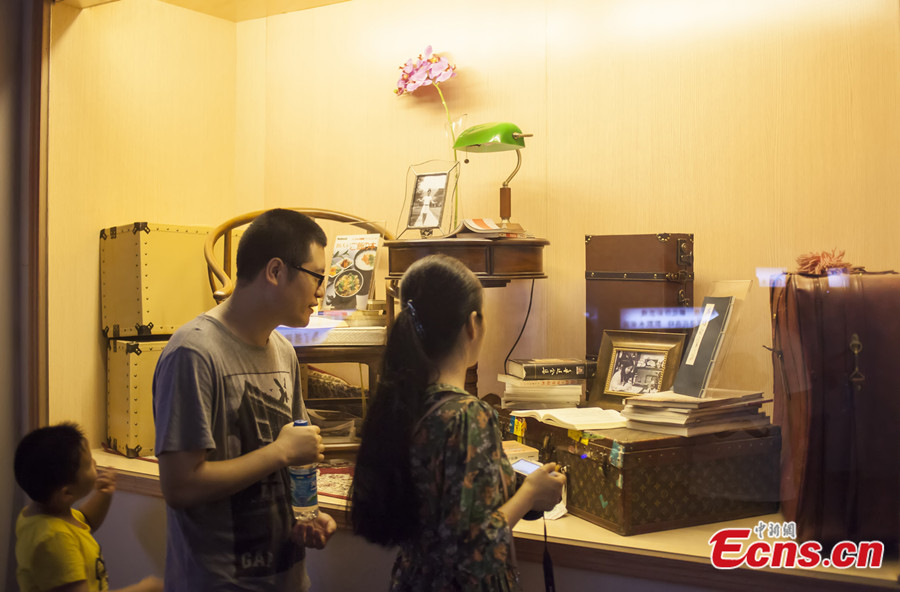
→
(589, 330, 685, 408)
(407, 172, 448, 230)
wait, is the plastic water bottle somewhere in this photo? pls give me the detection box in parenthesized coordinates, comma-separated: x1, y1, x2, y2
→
(288, 419, 319, 522)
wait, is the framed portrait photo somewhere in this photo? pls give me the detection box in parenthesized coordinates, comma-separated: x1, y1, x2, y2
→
(589, 330, 685, 408)
(407, 172, 449, 230)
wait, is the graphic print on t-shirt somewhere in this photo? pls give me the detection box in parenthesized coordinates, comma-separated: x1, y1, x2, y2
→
(95, 550, 108, 589)
(231, 373, 300, 578)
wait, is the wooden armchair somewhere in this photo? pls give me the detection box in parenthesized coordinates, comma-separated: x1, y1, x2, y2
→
(204, 208, 395, 303)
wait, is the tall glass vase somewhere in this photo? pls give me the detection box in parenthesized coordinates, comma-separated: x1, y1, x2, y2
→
(445, 113, 467, 229)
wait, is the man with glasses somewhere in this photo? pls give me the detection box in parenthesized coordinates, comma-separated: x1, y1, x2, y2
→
(153, 209, 336, 592)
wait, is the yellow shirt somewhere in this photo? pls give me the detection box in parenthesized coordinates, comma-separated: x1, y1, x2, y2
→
(16, 507, 109, 592)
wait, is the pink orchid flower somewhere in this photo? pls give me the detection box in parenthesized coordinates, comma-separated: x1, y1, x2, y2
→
(392, 45, 462, 226)
(429, 57, 448, 77)
(394, 46, 456, 96)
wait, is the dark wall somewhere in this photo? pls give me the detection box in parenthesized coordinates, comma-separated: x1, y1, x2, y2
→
(1, 0, 30, 587)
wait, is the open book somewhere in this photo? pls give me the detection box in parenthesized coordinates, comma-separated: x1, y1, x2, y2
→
(446, 218, 527, 239)
(511, 407, 626, 430)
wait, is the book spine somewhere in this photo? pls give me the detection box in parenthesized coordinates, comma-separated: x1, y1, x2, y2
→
(498, 375, 583, 387)
(514, 363, 585, 380)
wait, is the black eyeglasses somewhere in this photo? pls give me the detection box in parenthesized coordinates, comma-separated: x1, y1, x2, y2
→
(286, 261, 325, 289)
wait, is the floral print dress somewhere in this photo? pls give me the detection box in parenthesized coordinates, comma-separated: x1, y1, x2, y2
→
(390, 384, 519, 592)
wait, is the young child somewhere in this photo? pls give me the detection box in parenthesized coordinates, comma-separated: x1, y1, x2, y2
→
(14, 422, 163, 592)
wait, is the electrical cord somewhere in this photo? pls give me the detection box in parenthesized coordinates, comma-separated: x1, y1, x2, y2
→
(543, 517, 556, 592)
(504, 279, 536, 374)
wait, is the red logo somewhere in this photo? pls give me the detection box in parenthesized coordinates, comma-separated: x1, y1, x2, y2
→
(709, 527, 884, 570)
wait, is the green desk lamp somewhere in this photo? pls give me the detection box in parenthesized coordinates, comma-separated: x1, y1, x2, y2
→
(453, 122, 533, 229)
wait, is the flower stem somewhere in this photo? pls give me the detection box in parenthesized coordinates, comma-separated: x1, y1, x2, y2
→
(434, 83, 460, 228)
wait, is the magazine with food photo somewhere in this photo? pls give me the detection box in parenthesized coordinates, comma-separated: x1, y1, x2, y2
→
(323, 234, 382, 311)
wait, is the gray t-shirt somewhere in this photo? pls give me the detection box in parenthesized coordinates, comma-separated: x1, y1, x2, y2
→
(153, 314, 308, 592)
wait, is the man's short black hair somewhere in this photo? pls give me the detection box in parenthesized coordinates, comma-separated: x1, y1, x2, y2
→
(235, 209, 328, 282)
(14, 422, 86, 504)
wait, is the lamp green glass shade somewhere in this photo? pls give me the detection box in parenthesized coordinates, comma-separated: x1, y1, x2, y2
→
(452, 122, 526, 152)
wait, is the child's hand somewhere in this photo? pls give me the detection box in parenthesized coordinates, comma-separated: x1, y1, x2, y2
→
(95, 468, 117, 495)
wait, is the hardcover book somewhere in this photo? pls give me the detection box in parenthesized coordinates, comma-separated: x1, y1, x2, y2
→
(672, 296, 734, 396)
(497, 373, 584, 387)
(506, 358, 587, 380)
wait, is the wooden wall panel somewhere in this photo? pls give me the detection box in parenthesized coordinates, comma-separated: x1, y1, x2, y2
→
(255, 0, 552, 390)
(47, 0, 238, 441)
(543, 0, 900, 390)
(46, 0, 900, 442)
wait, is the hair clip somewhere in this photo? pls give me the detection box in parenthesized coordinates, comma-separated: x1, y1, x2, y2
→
(405, 300, 425, 340)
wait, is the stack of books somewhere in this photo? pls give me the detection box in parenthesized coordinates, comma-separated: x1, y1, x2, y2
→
(499, 358, 587, 409)
(621, 389, 771, 437)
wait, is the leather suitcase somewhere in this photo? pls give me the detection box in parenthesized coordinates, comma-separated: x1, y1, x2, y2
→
(585, 233, 694, 362)
(769, 271, 900, 545)
(500, 412, 780, 535)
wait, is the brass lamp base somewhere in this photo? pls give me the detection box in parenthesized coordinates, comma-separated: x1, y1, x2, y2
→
(500, 221, 525, 233)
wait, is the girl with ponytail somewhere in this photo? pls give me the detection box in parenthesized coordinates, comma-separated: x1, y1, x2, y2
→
(351, 255, 565, 591)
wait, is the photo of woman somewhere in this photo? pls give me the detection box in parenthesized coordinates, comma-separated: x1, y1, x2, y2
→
(407, 173, 447, 229)
(606, 350, 666, 395)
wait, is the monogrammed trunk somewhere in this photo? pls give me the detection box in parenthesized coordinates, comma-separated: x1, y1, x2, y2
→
(501, 413, 780, 535)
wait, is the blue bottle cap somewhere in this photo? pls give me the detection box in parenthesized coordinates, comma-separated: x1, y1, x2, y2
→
(294, 419, 309, 426)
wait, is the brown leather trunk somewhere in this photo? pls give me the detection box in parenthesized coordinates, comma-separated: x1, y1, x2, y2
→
(499, 411, 780, 535)
(584, 233, 694, 361)
(770, 271, 900, 545)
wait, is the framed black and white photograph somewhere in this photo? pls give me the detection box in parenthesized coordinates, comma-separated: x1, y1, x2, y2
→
(407, 172, 448, 229)
(589, 330, 686, 406)
(396, 160, 460, 239)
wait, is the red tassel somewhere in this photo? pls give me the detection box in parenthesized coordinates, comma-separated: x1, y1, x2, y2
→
(795, 249, 853, 275)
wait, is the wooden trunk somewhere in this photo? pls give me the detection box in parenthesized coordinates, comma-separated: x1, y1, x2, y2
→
(107, 338, 166, 457)
(100, 222, 216, 337)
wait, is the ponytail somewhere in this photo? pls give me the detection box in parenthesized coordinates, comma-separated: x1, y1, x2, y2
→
(350, 255, 483, 546)
(350, 310, 433, 545)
